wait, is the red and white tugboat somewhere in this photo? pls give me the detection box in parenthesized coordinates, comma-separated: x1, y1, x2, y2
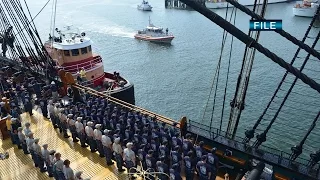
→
(44, 26, 135, 104)
(134, 17, 174, 44)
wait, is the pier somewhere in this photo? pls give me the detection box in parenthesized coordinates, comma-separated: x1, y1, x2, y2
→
(165, 0, 206, 9)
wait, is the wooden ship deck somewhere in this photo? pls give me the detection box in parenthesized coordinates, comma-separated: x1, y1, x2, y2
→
(0, 109, 225, 180)
(0, 110, 130, 180)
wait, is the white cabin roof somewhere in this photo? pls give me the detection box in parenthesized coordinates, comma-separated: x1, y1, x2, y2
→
(52, 37, 92, 50)
(146, 24, 163, 31)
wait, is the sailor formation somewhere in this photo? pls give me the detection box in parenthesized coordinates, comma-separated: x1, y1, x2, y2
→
(0, 67, 222, 180)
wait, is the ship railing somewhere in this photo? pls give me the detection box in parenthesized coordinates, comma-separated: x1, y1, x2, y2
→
(187, 120, 317, 168)
(81, 79, 94, 88)
(60, 56, 102, 74)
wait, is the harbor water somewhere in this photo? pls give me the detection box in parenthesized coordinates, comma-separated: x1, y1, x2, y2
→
(26, 0, 320, 159)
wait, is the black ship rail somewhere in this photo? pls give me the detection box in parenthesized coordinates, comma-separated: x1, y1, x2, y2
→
(187, 120, 320, 179)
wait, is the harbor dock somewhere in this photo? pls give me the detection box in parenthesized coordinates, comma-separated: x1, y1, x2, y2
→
(165, 0, 206, 9)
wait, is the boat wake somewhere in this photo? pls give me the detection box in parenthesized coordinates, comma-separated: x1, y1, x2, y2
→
(77, 20, 135, 38)
(95, 26, 136, 38)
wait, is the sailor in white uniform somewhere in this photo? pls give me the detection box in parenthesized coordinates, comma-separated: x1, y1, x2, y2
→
(60, 110, 69, 138)
(101, 129, 114, 165)
(48, 100, 58, 128)
(33, 138, 46, 172)
(85, 121, 96, 152)
(112, 137, 125, 172)
(123, 142, 136, 177)
(26, 132, 38, 167)
(42, 144, 53, 177)
(68, 114, 78, 142)
(24, 122, 32, 135)
(17, 127, 29, 154)
(94, 124, 104, 157)
(75, 117, 87, 147)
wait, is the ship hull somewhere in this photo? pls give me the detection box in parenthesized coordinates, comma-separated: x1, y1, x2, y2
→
(87, 72, 135, 105)
(205, 0, 287, 9)
(137, 5, 153, 11)
(293, 7, 317, 17)
(102, 72, 135, 105)
(134, 34, 174, 43)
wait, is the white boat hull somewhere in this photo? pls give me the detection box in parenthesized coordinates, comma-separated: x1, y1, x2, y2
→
(205, 0, 288, 9)
(293, 7, 317, 17)
(137, 5, 153, 11)
(134, 34, 174, 43)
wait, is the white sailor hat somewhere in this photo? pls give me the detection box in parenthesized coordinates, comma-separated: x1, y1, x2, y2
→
(27, 132, 34, 136)
(2, 97, 6, 101)
(76, 117, 82, 121)
(34, 138, 40, 143)
(126, 142, 133, 148)
(49, 150, 56, 155)
(114, 137, 120, 143)
(67, 114, 73, 118)
(95, 124, 101, 129)
(87, 121, 93, 126)
(103, 129, 109, 134)
(11, 118, 17, 122)
(75, 171, 83, 177)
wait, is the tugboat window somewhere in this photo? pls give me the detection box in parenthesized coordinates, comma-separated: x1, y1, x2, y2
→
(71, 49, 79, 56)
(81, 47, 87, 54)
(64, 50, 70, 56)
(88, 45, 92, 52)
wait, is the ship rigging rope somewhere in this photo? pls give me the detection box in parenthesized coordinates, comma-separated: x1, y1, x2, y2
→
(6, 0, 47, 70)
(221, 0, 320, 61)
(13, 0, 51, 36)
(0, 1, 33, 61)
(0, 11, 29, 68)
(200, 4, 235, 129)
(2, 0, 41, 69)
(21, 0, 55, 77)
(201, 5, 229, 124)
(19, 0, 55, 70)
(208, 5, 236, 130)
(6, 0, 56, 72)
(13, 0, 46, 60)
(253, 30, 320, 148)
(220, 8, 237, 133)
(179, 0, 320, 95)
(226, 0, 267, 138)
(244, 8, 320, 143)
(197, 4, 237, 143)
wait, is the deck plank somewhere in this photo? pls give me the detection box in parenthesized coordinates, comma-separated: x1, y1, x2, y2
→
(0, 111, 128, 180)
(0, 110, 226, 180)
